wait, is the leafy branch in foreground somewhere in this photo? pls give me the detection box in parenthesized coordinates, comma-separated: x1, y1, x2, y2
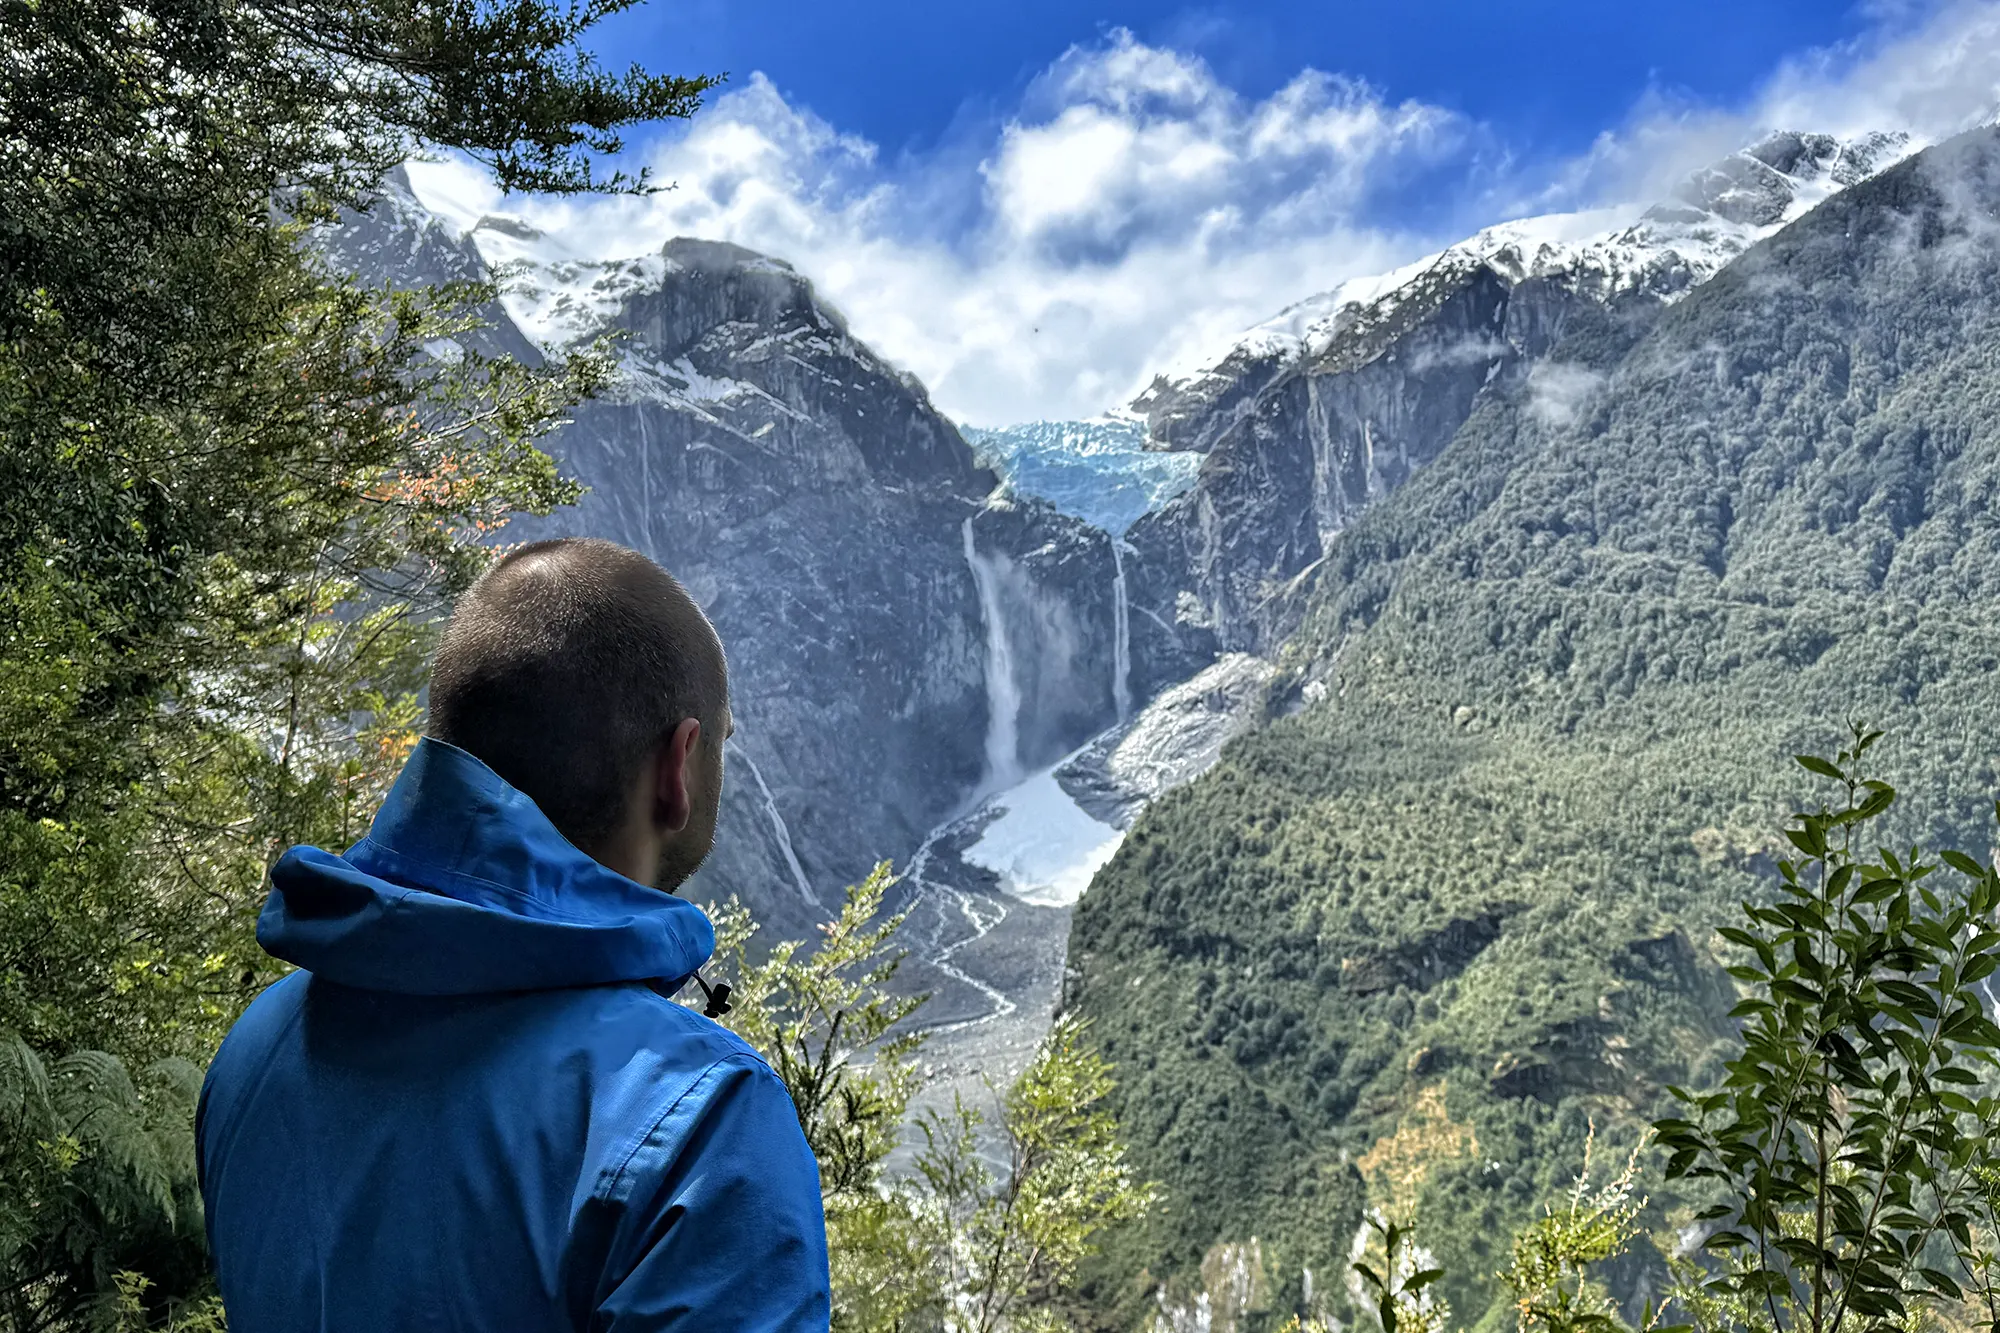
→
(1351, 1213, 1449, 1333)
(1294, 1127, 1653, 1333)
(1654, 723, 2000, 1333)
(699, 876, 1158, 1333)
(913, 1016, 1159, 1333)
(1501, 1123, 1651, 1333)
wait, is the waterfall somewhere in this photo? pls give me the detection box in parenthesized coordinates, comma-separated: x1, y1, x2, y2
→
(962, 516, 1023, 791)
(1110, 537, 1132, 724)
(727, 741, 817, 906)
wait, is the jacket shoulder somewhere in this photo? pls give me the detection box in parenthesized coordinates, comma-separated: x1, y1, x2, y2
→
(203, 971, 310, 1090)
(196, 971, 311, 1176)
(628, 982, 767, 1067)
(567, 983, 792, 1194)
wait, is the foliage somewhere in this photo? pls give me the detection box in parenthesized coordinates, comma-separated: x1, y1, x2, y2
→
(1273, 733, 2000, 1333)
(104, 1275, 226, 1333)
(1288, 1126, 1651, 1333)
(1359, 1085, 1482, 1226)
(1352, 1214, 1450, 1333)
(1, 0, 715, 1324)
(1067, 130, 2000, 1328)
(0, 1033, 209, 1332)
(910, 1017, 1159, 1333)
(700, 879, 1157, 1333)
(1654, 729, 2000, 1333)
(1070, 716, 1745, 1330)
(1501, 1125, 1650, 1333)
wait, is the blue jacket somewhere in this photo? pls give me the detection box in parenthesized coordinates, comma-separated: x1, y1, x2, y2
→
(197, 739, 830, 1331)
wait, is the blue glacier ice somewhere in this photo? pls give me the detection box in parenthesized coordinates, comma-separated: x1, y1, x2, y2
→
(961, 419, 1201, 537)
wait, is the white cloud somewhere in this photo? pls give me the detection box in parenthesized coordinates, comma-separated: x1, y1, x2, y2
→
(405, 6, 2000, 427)
(408, 31, 1473, 424)
(1530, 0, 2000, 214)
(1525, 362, 1607, 428)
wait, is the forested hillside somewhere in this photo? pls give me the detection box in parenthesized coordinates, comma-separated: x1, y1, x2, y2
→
(1067, 126, 2000, 1330)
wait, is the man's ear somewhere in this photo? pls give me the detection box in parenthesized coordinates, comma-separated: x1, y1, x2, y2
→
(651, 718, 702, 834)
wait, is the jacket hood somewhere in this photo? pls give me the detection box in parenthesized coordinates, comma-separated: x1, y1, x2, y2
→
(258, 738, 715, 995)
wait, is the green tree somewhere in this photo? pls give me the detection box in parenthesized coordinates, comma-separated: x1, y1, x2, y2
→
(1377, 730, 2000, 1333)
(1655, 725, 2000, 1333)
(2, 2, 717, 1324)
(912, 1017, 1160, 1333)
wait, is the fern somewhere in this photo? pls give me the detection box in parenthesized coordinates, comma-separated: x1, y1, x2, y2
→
(0, 1034, 208, 1332)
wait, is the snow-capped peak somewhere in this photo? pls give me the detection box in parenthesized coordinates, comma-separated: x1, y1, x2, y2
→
(1135, 129, 1917, 423)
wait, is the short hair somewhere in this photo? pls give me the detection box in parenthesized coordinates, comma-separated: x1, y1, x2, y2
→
(426, 538, 728, 851)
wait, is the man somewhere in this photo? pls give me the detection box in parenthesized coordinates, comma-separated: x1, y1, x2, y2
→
(196, 538, 830, 1330)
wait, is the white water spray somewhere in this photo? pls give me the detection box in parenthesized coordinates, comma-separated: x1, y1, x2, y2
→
(1110, 538, 1132, 724)
(962, 516, 1023, 791)
(727, 741, 817, 906)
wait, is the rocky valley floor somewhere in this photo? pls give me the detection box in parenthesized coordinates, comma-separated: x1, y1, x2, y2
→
(880, 653, 1278, 1170)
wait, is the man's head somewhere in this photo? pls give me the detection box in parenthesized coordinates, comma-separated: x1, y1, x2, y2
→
(426, 538, 730, 891)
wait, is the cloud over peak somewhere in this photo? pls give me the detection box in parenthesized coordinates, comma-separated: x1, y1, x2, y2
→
(406, 4, 2000, 426)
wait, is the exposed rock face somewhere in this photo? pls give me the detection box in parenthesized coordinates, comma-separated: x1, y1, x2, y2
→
(1056, 652, 1276, 829)
(1127, 261, 1544, 660)
(1128, 339, 1296, 455)
(329, 181, 1125, 941)
(1118, 130, 1916, 669)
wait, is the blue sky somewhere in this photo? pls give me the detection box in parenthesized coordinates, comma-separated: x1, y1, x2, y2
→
(411, 1, 2000, 424)
(589, 0, 1872, 168)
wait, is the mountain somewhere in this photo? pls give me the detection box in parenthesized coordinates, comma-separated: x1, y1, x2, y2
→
(1115, 131, 1918, 677)
(1063, 126, 2000, 1330)
(1131, 130, 1914, 453)
(327, 177, 1133, 947)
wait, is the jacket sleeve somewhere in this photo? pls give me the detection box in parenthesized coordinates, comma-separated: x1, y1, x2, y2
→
(594, 1054, 832, 1332)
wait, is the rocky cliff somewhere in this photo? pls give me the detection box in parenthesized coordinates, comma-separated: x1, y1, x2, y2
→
(1119, 131, 1916, 670)
(329, 179, 1128, 942)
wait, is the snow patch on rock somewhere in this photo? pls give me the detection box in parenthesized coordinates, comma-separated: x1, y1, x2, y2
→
(1057, 653, 1278, 829)
(961, 764, 1125, 909)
